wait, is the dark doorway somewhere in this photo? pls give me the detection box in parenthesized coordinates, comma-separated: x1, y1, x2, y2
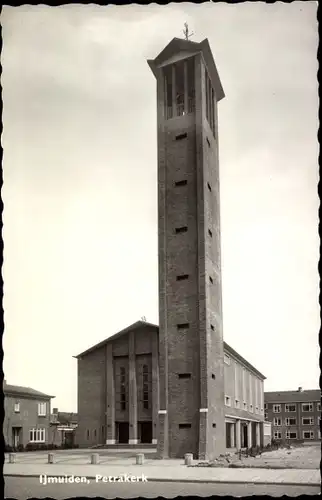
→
(12, 427, 21, 448)
(140, 422, 152, 444)
(225, 423, 230, 448)
(118, 422, 129, 444)
(242, 424, 248, 448)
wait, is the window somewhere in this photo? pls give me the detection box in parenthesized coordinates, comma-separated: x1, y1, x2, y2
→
(286, 431, 297, 439)
(120, 366, 126, 411)
(264, 403, 268, 410)
(285, 404, 296, 412)
(175, 180, 187, 187)
(177, 323, 189, 330)
(14, 402, 20, 413)
(273, 404, 281, 413)
(318, 430, 321, 439)
(273, 418, 282, 426)
(302, 403, 313, 412)
(205, 67, 215, 136)
(243, 402, 247, 411)
(274, 431, 282, 439)
(94, 429, 97, 437)
(285, 417, 297, 426)
(209, 276, 213, 284)
(317, 402, 321, 411)
(255, 406, 259, 414)
(175, 133, 187, 141)
(212, 373, 216, 380)
(38, 403, 46, 416)
(87, 430, 90, 439)
(176, 274, 189, 281)
(178, 373, 191, 379)
(143, 365, 149, 410)
(318, 416, 321, 426)
(175, 61, 185, 116)
(207, 182, 212, 192)
(249, 404, 253, 413)
(179, 424, 191, 429)
(212, 423, 216, 428)
(208, 229, 213, 237)
(302, 417, 314, 425)
(225, 396, 231, 407)
(164, 65, 173, 119)
(224, 354, 230, 365)
(264, 412, 268, 421)
(29, 428, 45, 443)
(175, 226, 188, 234)
(210, 324, 214, 331)
(187, 57, 195, 113)
(303, 431, 314, 440)
(235, 399, 240, 409)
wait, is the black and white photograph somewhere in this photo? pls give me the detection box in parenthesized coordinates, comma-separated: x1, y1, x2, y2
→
(1, 2, 319, 498)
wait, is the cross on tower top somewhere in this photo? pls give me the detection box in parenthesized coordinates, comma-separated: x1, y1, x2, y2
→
(182, 22, 194, 41)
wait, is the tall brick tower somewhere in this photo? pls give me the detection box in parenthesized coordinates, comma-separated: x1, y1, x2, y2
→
(148, 37, 226, 460)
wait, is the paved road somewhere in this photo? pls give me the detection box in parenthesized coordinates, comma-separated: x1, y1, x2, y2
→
(4, 476, 320, 499)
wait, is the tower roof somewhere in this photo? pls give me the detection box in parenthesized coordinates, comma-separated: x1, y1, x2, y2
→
(147, 37, 225, 102)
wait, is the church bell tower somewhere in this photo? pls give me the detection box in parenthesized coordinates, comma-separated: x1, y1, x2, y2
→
(148, 35, 226, 460)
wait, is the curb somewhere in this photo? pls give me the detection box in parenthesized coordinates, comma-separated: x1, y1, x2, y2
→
(3, 474, 320, 487)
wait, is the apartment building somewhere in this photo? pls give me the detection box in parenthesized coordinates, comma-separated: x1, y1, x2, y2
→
(4, 380, 54, 448)
(265, 388, 321, 443)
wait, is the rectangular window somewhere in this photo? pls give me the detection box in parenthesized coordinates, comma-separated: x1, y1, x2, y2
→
(143, 364, 149, 410)
(29, 428, 45, 443)
(225, 396, 231, 407)
(176, 274, 189, 281)
(264, 403, 268, 410)
(208, 229, 213, 237)
(175, 226, 188, 234)
(120, 366, 126, 411)
(264, 412, 268, 421)
(303, 431, 314, 439)
(164, 64, 173, 120)
(273, 418, 282, 426)
(285, 417, 296, 425)
(175, 61, 185, 117)
(179, 424, 191, 429)
(302, 403, 313, 412)
(187, 57, 195, 113)
(274, 431, 282, 439)
(212, 373, 216, 379)
(285, 404, 296, 412)
(209, 276, 213, 284)
(38, 403, 46, 416)
(174, 180, 187, 187)
(178, 373, 191, 379)
(175, 133, 187, 141)
(87, 430, 90, 439)
(286, 431, 297, 439)
(177, 323, 189, 330)
(212, 423, 216, 428)
(210, 324, 214, 331)
(317, 402, 321, 411)
(302, 417, 314, 425)
(285, 417, 297, 426)
(273, 404, 281, 413)
(224, 354, 230, 365)
(14, 402, 20, 413)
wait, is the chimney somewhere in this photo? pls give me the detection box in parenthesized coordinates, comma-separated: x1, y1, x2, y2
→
(298, 386, 303, 392)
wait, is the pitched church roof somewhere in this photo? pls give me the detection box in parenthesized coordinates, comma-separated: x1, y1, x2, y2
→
(74, 320, 266, 380)
(147, 37, 225, 102)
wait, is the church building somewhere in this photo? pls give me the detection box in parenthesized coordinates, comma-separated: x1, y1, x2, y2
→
(76, 36, 266, 459)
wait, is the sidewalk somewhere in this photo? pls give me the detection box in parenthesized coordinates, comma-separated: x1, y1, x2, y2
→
(4, 461, 321, 486)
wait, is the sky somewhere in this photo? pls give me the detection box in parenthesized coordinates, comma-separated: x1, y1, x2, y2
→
(2, 2, 319, 412)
